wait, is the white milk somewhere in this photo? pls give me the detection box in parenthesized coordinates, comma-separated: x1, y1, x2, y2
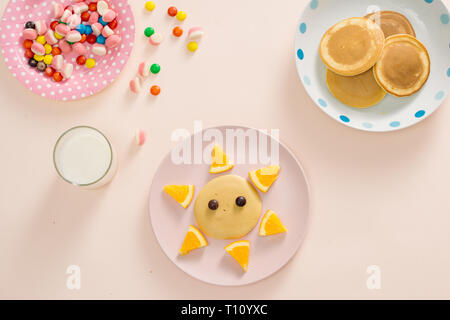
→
(54, 126, 118, 188)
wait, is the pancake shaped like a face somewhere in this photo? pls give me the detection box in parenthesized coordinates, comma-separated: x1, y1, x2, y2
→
(194, 175, 262, 240)
(374, 34, 430, 97)
(319, 17, 385, 76)
(326, 68, 386, 108)
(365, 11, 415, 38)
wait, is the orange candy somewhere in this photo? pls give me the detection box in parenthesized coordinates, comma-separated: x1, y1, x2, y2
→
(76, 55, 86, 65)
(167, 6, 177, 17)
(23, 39, 33, 49)
(172, 26, 183, 37)
(52, 47, 62, 56)
(80, 34, 87, 43)
(45, 67, 55, 77)
(53, 72, 63, 82)
(150, 85, 160, 96)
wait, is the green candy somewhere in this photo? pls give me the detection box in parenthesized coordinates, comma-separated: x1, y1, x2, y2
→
(144, 27, 155, 37)
(150, 63, 160, 74)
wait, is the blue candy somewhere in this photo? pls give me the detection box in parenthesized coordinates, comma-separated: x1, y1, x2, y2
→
(96, 34, 106, 44)
(98, 17, 108, 26)
(84, 25, 93, 35)
(76, 24, 86, 34)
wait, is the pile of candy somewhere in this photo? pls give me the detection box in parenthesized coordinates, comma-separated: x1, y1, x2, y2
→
(21, 0, 122, 82)
(130, 2, 205, 96)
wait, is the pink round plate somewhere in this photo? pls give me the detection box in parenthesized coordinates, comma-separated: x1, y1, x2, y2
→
(0, 0, 135, 100)
(149, 126, 311, 286)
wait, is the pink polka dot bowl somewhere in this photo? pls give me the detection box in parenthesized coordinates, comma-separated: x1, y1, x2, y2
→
(0, 0, 135, 101)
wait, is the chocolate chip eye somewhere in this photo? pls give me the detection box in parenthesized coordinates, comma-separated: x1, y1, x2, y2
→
(235, 196, 246, 207)
(208, 199, 218, 210)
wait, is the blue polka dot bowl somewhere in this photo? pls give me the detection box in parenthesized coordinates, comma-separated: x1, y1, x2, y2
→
(295, 0, 450, 132)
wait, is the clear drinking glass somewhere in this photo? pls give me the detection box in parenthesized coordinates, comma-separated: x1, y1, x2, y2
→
(53, 126, 118, 189)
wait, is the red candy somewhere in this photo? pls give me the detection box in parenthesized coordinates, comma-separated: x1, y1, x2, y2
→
(86, 34, 97, 44)
(52, 47, 62, 56)
(45, 67, 55, 77)
(76, 55, 87, 65)
(53, 72, 63, 82)
(50, 21, 59, 31)
(89, 2, 97, 11)
(81, 11, 90, 21)
(108, 19, 117, 30)
(23, 39, 33, 49)
(24, 48, 34, 58)
(168, 6, 177, 17)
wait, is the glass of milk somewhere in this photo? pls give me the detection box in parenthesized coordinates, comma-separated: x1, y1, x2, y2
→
(53, 126, 118, 189)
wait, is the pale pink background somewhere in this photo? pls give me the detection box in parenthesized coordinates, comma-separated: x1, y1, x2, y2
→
(0, 0, 449, 299)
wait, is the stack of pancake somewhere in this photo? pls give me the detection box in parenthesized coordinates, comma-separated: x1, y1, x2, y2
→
(319, 11, 430, 108)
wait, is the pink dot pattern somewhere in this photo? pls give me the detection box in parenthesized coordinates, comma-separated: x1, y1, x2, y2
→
(0, 0, 135, 101)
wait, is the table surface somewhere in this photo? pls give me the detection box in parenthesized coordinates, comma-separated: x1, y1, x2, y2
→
(0, 0, 449, 299)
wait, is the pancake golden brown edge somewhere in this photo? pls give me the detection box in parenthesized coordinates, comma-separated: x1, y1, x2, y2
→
(326, 68, 386, 108)
(319, 17, 385, 76)
(374, 34, 430, 97)
(365, 10, 416, 37)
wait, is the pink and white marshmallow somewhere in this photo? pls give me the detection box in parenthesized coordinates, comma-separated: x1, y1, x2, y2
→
(45, 30, 58, 45)
(61, 63, 74, 79)
(31, 42, 45, 55)
(101, 25, 114, 38)
(34, 20, 47, 35)
(91, 23, 103, 36)
(60, 9, 73, 23)
(67, 14, 81, 29)
(51, 55, 64, 71)
(105, 34, 121, 48)
(135, 129, 146, 146)
(58, 39, 72, 54)
(88, 12, 99, 24)
(73, 2, 89, 14)
(187, 27, 204, 40)
(102, 9, 116, 23)
(149, 33, 163, 46)
(138, 62, 150, 78)
(66, 30, 82, 43)
(55, 24, 70, 36)
(73, 42, 87, 56)
(53, 3, 64, 19)
(129, 77, 141, 94)
(22, 28, 37, 40)
(92, 43, 107, 56)
(97, 1, 109, 16)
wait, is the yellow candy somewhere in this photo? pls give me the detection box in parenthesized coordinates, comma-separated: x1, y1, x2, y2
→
(85, 58, 96, 69)
(34, 54, 44, 61)
(36, 35, 46, 45)
(187, 41, 198, 52)
(145, 1, 155, 11)
(43, 55, 53, 65)
(55, 32, 64, 40)
(176, 11, 187, 21)
(44, 44, 52, 54)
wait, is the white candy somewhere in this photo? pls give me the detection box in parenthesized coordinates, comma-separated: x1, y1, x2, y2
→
(61, 63, 74, 79)
(102, 25, 114, 38)
(129, 77, 141, 94)
(92, 44, 107, 56)
(97, 1, 109, 16)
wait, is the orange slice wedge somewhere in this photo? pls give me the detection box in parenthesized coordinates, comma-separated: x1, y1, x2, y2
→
(210, 144, 234, 174)
(259, 210, 287, 236)
(248, 165, 280, 192)
(163, 185, 194, 208)
(179, 225, 208, 255)
(224, 240, 250, 272)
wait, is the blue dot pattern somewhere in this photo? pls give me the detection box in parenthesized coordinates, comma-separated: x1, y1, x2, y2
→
(300, 23, 307, 34)
(441, 14, 450, 24)
(340, 115, 350, 123)
(297, 49, 304, 60)
(303, 76, 311, 85)
(390, 121, 401, 127)
(424, 0, 433, 3)
(363, 122, 373, 129)
(447, 68, 450, 77)
(435, 91, 444, 100)
(318, 99, 327, 107)
(415, 110, 426, 118)
(310, 0, 319, 10)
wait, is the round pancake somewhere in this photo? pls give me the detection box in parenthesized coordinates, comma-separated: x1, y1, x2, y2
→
(365, 11, 415, 38)
(373, 34, 430, 97)
(194, 175, 262, 240)
(326, 68, 386, 108)
(319, 17, 385, 76)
